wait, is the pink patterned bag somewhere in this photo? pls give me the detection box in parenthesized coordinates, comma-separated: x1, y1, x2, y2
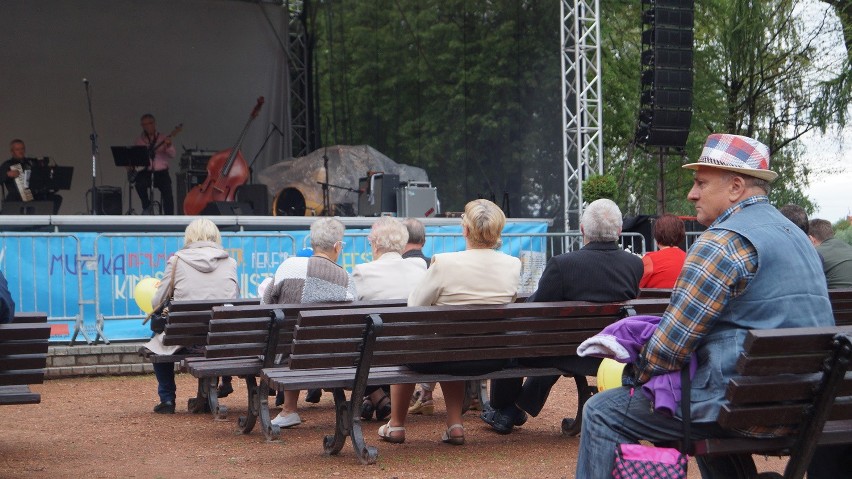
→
(612, 443, 688, 478)
(612, 365, 691, 479)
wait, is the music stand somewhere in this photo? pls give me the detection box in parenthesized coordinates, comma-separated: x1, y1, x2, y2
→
(29, 166, 74, 192)
(111, 146, 149, 215)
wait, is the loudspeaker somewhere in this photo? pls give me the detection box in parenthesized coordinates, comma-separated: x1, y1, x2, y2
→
(358, 173, 399, 216)
(235, 184, 269, 216)
(175, 169, 208, 215)
(91, 186, 123, 215)
(0, 201, 54, 215)
(200, 201, 254, 216)
(635, 0, 694, 148)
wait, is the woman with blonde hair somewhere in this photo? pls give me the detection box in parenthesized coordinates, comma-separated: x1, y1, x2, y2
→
(147, 218, 239, 414)
(378, 199, 521, 445)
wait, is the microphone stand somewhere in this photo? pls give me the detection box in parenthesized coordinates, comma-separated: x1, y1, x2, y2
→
(248, 123, 285, 184)
(315, 146, 359, 216)
(83, 79, 99, 215)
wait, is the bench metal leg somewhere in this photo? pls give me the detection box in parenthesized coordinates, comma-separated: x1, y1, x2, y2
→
(561, 375, 595, 436)
(322, 388, 378, 465)
(209, 378, 227, 420)
(238, 376, 259, 435)
(187, 378, 213, 415)
(256, 379, 280, 442)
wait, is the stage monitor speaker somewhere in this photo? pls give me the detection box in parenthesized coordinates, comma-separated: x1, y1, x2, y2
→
(91, 186, 123, 215)
(0, 201, 54, 215)
(635, 0, 694, 148)
(200, 201, 254, 216)
(235, 184, 269, 216)
(358, 173, 399, 217)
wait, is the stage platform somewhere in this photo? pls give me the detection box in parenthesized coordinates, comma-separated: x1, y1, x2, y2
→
(0, 214, 551, 233)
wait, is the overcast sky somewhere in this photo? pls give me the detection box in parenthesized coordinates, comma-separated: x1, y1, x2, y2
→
(797, 0, 850, 223)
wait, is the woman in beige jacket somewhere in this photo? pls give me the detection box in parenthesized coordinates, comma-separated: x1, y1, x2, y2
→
(147, 218, 239, 414)
(378, 199, 521, 446)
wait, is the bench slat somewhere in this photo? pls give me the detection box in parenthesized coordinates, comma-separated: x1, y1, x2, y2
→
(0, 385, 40, 404)
(0, 340, 51, 355)
(289, 343, 583, 370)
(0, 354, 48, 370)
(0, 370, 46, 386)
(725, 373, 852, 404)
(263, 365, 568, 391)
(9, 313, 47, 324)
(736, 352, 830, 376)
(741, 326, 852, 355)
(0, 323, 51, 341)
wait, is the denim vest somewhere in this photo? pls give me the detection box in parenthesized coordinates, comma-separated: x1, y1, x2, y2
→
(685, 202, 833, 422)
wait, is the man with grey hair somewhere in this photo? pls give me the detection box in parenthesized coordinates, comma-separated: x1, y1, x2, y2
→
(481, 198, 643, 434)
(401, 217, 431, 267)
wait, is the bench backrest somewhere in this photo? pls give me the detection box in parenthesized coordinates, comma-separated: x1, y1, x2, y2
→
(714, 325, 852, 477)
(204, 300, 407, 360)
(0, 313, 50, 386)
(162, 297, 260, 347)
(830, 288, 852, 326)
(638, 288, 673, 299)
(287, 300, 660, 370)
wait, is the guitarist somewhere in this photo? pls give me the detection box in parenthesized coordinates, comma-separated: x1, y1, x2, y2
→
(134, 114, 176, 215)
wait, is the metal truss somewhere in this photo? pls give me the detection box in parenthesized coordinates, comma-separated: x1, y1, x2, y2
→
(284, 0, 313, 158)
(561, 0, 603, 232)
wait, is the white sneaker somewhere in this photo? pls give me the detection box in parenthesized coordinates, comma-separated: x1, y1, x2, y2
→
(271, 412, 301, 428)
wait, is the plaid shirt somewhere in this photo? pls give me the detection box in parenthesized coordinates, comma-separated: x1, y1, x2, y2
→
(636, 196, 782, 436)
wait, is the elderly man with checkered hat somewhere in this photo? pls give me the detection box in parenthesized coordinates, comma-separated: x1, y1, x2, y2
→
(575, 134, 835, 478)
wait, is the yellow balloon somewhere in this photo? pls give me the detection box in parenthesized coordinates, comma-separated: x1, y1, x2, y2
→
(597, 358, 626, 392)
(134, 277, 161, 315)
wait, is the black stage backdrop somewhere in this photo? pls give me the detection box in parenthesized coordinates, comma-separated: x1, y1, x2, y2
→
(0, 0, 287, 214)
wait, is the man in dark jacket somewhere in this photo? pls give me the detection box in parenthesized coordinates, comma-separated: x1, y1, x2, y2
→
(481, 198, 643, 434)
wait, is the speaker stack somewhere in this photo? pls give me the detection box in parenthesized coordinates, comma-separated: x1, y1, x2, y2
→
(635, 0, 695, 149)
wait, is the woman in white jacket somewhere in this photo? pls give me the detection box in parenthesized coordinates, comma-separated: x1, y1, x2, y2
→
(148, 218, 239, 414)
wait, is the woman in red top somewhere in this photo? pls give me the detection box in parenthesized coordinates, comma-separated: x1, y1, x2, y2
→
(639, 214, 687, 289)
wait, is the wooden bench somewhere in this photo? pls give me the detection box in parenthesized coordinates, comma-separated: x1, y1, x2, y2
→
(137, 298, 260, 368)
(261, 299, 670, 463)
(680, 325, 852, 479)
(183, 300, 406, 429)
(0, 313, 50, 406)
(830, 288, 852, 326)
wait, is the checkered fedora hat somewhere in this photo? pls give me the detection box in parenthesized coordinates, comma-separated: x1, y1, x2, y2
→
(683, 134, 777, 182)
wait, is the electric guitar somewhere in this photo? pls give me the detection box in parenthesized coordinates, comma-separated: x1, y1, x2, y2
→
(127, 124, 183, 183)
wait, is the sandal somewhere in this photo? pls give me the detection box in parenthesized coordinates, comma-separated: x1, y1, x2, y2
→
(408, 398, 434, 415)
(374, 394, 391, 421)
(377, 422, 405, 444)
(360, 398, 375, 421)
(441, 423, 465, 446)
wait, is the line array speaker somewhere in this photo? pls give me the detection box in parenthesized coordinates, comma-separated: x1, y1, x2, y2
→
(635, 0, 695, 148)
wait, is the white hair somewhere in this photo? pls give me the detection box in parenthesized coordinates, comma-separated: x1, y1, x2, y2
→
(310, 218, 345, 251)
(581, 199, 622, 242)
(369, 217, 409, 254)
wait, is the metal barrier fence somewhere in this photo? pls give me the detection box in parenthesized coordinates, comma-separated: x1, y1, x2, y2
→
(92, 232, 298, 344)
(1, 229, 648, 344)
(0, 232, 88, 341)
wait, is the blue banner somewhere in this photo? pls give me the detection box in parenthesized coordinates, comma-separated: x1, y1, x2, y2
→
(0, 221, 548, 342)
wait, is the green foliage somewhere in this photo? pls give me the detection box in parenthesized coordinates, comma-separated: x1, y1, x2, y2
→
(310, 0, 849, 223)
(582, 175, 618, 204)
(836, 227, 852, 245)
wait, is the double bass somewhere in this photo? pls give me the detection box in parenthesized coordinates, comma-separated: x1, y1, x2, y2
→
(182, 97, 264, 215)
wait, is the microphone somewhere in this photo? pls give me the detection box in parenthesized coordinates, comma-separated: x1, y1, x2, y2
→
(82, 78, 89, 84)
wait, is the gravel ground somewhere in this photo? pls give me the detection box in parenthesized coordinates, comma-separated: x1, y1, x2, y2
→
(0, 374, 786, 478)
